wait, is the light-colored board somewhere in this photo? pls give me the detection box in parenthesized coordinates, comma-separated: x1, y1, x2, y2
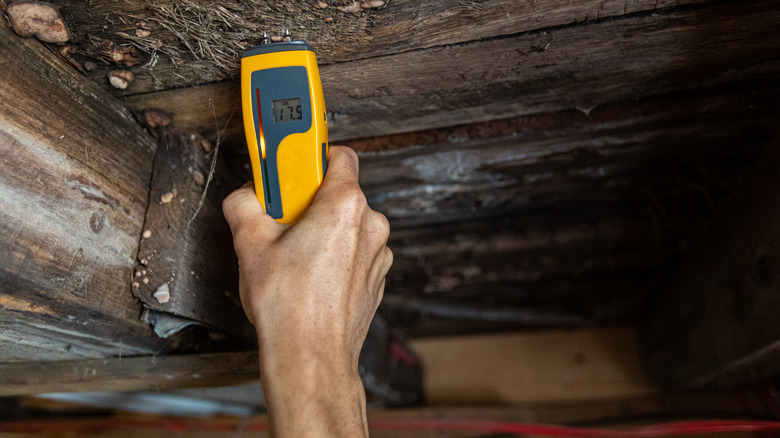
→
(410, 326, 657, 404)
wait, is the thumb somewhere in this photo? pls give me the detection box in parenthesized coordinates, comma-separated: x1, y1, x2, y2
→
(223, 182, 284, 240)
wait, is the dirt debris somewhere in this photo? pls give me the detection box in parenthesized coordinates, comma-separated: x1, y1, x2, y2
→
(191, 170, 205, 186)
(138, 108, 173, 130)
(361, 0, 386, 8)
(153, 283, 170, 304)
(338, 1, 361, 13)
(6, 1, 70, 43)
(107, 70, 134, 89)
(160, 189, 177, 204)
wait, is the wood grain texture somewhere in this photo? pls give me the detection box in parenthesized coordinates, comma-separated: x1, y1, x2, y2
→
(123, 0, 780, 148)
(0, 16, 169, 361)
(0, 326, 648, 401)
(0, 351, 259, 396)
(643, 132, 780, 389)
(56, 0, 707, 96)
(131, 131, 254, 342)
(366, 85, 780, 334)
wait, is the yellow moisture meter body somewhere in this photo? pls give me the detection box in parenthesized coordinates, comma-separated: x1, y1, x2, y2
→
(241, 40, 328, 223)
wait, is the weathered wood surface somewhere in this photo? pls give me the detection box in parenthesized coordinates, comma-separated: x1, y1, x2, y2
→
(362, 85, 780, 334)
(0, 15, 169, 361)
(0, 351, 259, 396)
(0, 326, 646, 399)
(643, 132, 780, 389)
(123, 0, 780, 147)
(54, 0, 707, 96)
(131, 128, 254, 342)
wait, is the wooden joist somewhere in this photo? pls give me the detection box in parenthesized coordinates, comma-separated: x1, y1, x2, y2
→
(122, 0, 780, 147)
(644, 133, 780, 388)
(64, 0, 708, 96)
(0, 351, 259, 396)
(0, 326, 646, 398)
(0, 17, 166, 360)
(369, 85, 780, 333)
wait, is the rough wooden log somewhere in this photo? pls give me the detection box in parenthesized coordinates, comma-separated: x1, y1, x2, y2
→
(55, 0, 708, 96)
(364, 85, 780, 334)
(122, 0, 780, 146)
(131, 129, 254, 341)
(0, 15, 167, 360)
(363, 84, 778, 225)
(643, 132, 780, 389)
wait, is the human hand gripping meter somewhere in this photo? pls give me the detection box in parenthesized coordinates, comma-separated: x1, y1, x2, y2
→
(241, 37, 328, 224)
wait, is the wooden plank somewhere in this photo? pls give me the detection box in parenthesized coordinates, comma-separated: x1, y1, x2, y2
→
(0, 13, 167, 361)
(123, 0, 780, 146)
(366, 86, 779, 333)
(0, 351, 259, 396)
(643, 132, 780, 389)
(56, 0, 707, 96)
(360, 86, 778, 226)
(0, 326, 648, 401)
(130, 130, 254, 342)
(410, 326, 657, 404)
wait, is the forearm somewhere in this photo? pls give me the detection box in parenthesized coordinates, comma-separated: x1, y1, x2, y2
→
(223, 147, 389, 438)
(258, 335, 369, 438)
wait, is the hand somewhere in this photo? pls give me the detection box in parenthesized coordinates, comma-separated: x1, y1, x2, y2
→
(223, 146, 392, 438)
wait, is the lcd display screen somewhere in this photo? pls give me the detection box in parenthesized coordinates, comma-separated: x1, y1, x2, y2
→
(272, 98, 302, 123)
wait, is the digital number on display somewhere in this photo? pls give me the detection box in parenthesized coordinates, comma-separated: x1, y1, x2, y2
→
(272, 98, 302, 123)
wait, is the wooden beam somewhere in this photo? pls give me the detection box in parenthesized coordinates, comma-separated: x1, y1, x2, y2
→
(122, 0, 780, 146)
(643, 132, 780, 388)
(367, 85, 780, 333)
(59, 0, 708, 96)
(130, 130, 254, 342)
(0, 326, 650, 400)
(0, 11, 167, 360)
(0, 351, 259, 396)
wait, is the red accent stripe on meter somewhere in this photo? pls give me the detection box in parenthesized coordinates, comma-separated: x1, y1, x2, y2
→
(255, 88, 266, 159)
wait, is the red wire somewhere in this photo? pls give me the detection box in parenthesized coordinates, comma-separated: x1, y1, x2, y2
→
(2, 417, 780, 436)
(365, 419, 780, 437)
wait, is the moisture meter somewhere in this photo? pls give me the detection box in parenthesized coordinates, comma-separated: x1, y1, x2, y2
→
(241, 38, 328, 223)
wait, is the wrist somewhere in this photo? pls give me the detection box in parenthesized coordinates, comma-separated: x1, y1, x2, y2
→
(258, 348, 367, 438)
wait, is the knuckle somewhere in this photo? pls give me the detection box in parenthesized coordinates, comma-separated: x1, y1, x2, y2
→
(371, 210, 391, 242)
(336, 184, 368, 215)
